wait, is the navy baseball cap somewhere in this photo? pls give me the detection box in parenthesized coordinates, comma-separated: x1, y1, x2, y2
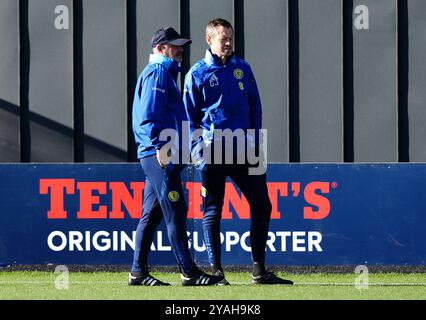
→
(151, 27, 192, 48)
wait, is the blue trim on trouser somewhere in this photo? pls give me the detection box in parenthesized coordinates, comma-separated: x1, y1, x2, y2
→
(200, 165, 272, 267)
(131, 156, 195, 275)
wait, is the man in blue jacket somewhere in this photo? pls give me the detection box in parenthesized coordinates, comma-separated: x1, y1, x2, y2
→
(183, 18, 293, 285)
(129, 27, 223, 286)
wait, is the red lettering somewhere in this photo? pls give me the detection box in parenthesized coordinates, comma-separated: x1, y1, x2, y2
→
(303, 182, 330, 219)
(222, 182, 250, 219)
(186, 182, 203, 219)
(40, 179, 75, 219)
(41, 178, 333, 221)
(77, 182, 107, 219)
(267, 182, 288, 219)
(109, 182, 145, 219)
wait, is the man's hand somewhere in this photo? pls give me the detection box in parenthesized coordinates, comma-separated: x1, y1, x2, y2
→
(156, 149, 166, 168)
(156, 148, 172, 168)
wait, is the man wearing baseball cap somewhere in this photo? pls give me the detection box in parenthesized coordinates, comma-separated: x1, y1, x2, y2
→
(129, 27, 224, 286)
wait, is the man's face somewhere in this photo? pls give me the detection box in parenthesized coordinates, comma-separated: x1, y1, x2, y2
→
(161, 44, 184, 62)
(207, 26, 234, 60)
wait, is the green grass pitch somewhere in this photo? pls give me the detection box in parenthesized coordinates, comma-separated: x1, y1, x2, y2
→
(1, 271, 425, 300)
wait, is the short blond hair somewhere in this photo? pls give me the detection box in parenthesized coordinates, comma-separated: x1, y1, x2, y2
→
(205, 18, 234, 39)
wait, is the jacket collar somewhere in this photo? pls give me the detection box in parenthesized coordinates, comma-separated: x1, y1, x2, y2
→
(149, 53, 181, 75)
(204, 49, 237, 66)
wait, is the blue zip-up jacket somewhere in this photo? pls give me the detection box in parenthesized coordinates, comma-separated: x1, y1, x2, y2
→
(132, 53, 187, 159)
(183, 49, 262, 164)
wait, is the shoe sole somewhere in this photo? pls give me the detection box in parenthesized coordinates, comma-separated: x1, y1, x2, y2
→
(129, 281, 171, 286)
(218, 279, 231, 285)
(251, 280, 293, 285)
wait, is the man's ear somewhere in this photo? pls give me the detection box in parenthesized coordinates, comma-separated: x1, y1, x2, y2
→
(206, 34, 212, 46)
(154, 44, 164, 53)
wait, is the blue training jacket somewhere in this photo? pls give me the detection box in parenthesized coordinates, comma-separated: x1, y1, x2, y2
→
(183, 49, 262, 164)
(132, 53, 187, 159)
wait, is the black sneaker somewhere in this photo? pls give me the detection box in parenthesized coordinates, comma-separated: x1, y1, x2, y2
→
(251, 272, 294, 285)
(128, 272, 171, 286)
(214, 270, 230, 286)
(181, 268, 225, 286)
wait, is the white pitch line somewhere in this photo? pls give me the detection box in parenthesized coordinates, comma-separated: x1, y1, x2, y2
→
(1, 281, 426, 287)
(0, 281, 126, 285)
(230, 282, 426, 287)
(295, 282, 426, 287)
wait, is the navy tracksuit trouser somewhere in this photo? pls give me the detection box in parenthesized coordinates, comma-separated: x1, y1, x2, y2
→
(200, 164, 272, 268)
(131, 155, 195, 275)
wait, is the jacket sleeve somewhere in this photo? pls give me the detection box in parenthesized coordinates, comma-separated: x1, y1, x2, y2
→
(134, 67, 168, 150)
(183, 71, 204, 150)
(248, 68, 262, 130)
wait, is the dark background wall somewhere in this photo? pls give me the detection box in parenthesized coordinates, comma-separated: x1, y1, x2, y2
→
(0, 0, 423, 163)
